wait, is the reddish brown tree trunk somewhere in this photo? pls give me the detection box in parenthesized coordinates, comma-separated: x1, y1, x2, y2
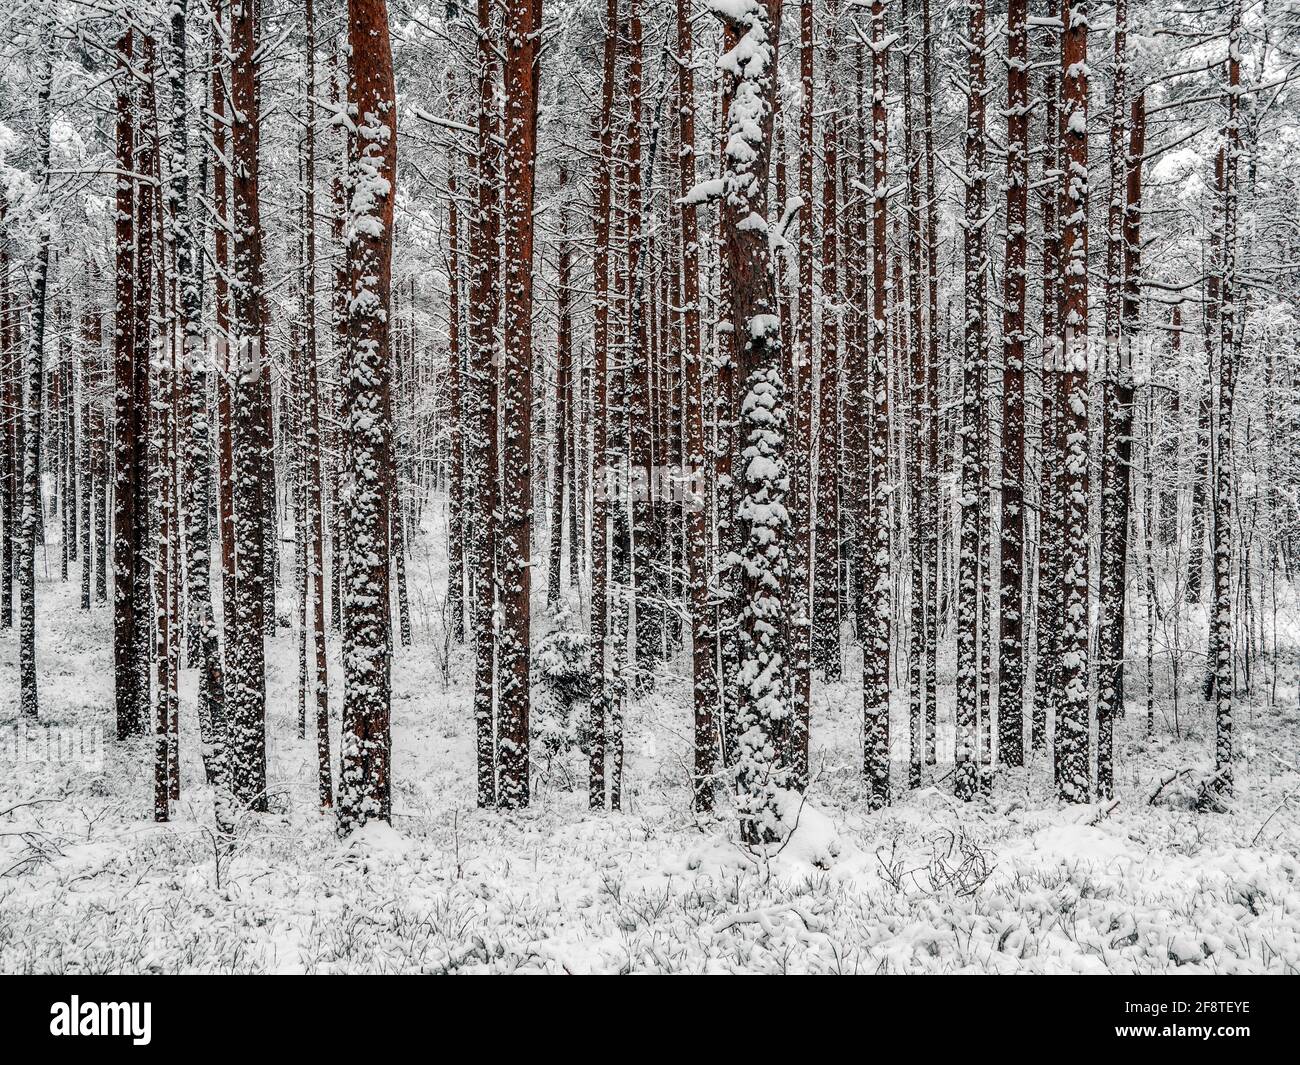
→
(497, 0, 542, 809)
(337, 0, 398, 831)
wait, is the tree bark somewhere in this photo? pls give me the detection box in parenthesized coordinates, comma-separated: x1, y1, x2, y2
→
(1056, 0, 1091, 803)
(998, 0, 1029, 769)
(862, 0, 891, 811)
(711, 0, 789, 845)
(496, 0, 541, 809)
(228, 0, 269, 812)
(337, 0, 399, 832)
(18, 37, 53, 721)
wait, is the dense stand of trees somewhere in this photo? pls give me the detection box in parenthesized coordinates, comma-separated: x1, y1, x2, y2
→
(0, 0, 1295, 836)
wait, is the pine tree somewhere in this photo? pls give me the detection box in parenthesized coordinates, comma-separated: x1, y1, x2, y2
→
(677, 0, 719, 812)
(496, 0, 541, 810)
(588, 0, 618, 810)
(228, 0, 270, 811)
(707, 0, 789, 845)
(113, 24, 145, 741)
(998, 0, 1029, 769)
(337, 0, 399, 833)
(1056, 0, 1092, 803)
(17, 31, 54, 722)
(811, 2, 841, 684)
(862, 0, 891, 811)
(1033, 0, 1063, 756)
(902, 0, 926, 790)
(469, 0, 501, 810)
(1097, 0, 1132, 799)
(548, 164, 573, 611)
(445, 92, 466, 643)
(1213, 0, 1243, 798)
(302, 0, 332, 811)
(955, 0, 988, 801)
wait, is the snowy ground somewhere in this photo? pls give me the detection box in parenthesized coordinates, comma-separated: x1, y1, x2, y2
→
(2, 524, 1299, 973)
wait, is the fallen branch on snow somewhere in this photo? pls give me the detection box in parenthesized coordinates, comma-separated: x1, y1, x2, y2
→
(713, 902, 824, 937)
(1147, 767, 1193, 806)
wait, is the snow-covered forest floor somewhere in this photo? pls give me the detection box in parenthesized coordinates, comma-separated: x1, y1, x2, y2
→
(2, 523, 1299, 974)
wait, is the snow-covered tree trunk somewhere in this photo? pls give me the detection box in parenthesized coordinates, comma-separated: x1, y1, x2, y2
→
(787, 0, 815, 791)
(0, 221, 11, 633)
(17, 35, 53, 721)
(587, 0, 617, 810)
(112, 25, 145, 741)
(148, 30, 175, 824)
(677, 0, 719, 812)
(228, 0, 270, 811)
(445, 127, 466, 643)
(625, 0, 662, 691)
(1097, 0, 1130, 799)
(1056, 0, 1091, 803)
(168, 0, 228, 814)
(1187, 146, 1220, 611)
(811, 7, 841, 684)
(862, 0, 891, 811)
(330, 41, 348, 637)
(497, 0, 541, 809)
(337, 0, 399, 833)
(901, 0, 926, 789)
(210, 1, 236, 661)
(921, 0, 940, 766)
(548, 165, 572, 610)
(1125, 91, 1147, 741)
(1213, 0, 1242, 798)
(78, 313, 92, 611)
(955, 0, 987, 801)
(469, 0, 500, 810)
(302, 0, 332, 811)
(998, 0, 1029, 769)
(708, 0, 791, 845)
(1033, 3, 1062, 756)
(0, 217, 9, 634)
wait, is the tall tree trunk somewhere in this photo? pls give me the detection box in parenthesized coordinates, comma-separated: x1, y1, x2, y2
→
(446, 105, 466, 643)
(787, 0, 814, 792)
(710, 0, 789, 845)
(0, 216, 11, 633)
(955, 0, 987, 801)
(588, 1, 617, 810)
(1126, 91, 1147, 736)
(921, 0, 940, 766)
(677, 0, 718, 812)
(547, 164, 572, 610)
(1213, 0, 1242, 797)
(812, 5, 841, 683)
(862, 0, 891, 811)
(1056, 0, 1091, 803)
(337, 0, 398, 832)
(18, 38, 53, 721)
(211, 0, 237, 669)
(998, 0, 1029, 769)
(902, 0, 926, 789)
(1096, 0, 1131, 799)
(1033, 0, 1062, 755)
(497, 0, 541, 809)
(625, 0, 661, 693)
(303, 0, 332, 811)
(1187, 150, 1223, 608)
(166, 0, 231, 823)
(113, 26, 144, 740)
(470, 0, 501, 810)
(229, 0, 270, 812)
